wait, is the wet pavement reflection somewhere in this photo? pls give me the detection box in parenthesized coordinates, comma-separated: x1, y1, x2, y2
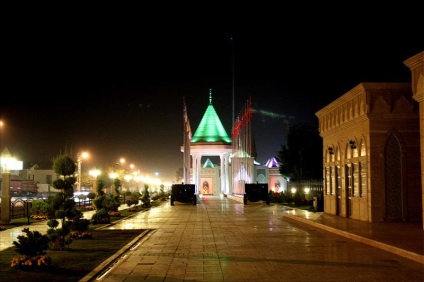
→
(2, 195, 423, 281)
(89, 196, 423, 281)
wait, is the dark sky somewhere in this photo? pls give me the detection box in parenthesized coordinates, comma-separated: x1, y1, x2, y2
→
(1, 5, 423, 182)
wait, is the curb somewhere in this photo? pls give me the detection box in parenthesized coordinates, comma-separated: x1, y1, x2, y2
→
(283, 213, 424, 265)
(79, 229, 155, 282)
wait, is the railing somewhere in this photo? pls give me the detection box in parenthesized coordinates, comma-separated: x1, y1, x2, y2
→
(10, 198, 30, 219)
(288, 180, 324, 196)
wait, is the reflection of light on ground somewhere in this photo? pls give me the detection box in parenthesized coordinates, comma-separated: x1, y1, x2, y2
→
(304, 211, 311, 219)
(121, 221, 135, 229)
(148, 207, 162, 216)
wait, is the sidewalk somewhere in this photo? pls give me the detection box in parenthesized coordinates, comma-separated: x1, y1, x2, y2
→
(1, 197, 423, 281)
(281, 207, 424, 264)
(1, 200, 423, 265)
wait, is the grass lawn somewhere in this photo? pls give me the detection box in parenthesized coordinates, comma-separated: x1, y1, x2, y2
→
(0, 208, 149, 281)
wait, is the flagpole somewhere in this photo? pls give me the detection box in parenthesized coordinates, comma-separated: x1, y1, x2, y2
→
(231, 37, 235, 125)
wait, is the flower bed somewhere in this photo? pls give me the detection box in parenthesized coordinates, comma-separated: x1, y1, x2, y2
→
(70, 231, 92, 239)
(77, 206, 95, 211)
(108, 211, 121, 217)
(30, 214, 48, 220)
(11, 255, 52, 271)
(91, 217, 111, 224)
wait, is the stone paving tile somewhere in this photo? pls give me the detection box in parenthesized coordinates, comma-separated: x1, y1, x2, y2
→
(3, 196, 423, 281)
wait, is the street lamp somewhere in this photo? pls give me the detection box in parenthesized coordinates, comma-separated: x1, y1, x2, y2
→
(89, 169, 101, 193)
(77, 151, 89, 192)
(109, 172, 119, 195)
(124, 174, 132, 192)
(304, 187, 310, 200)
(291, 187, 297, 198)
(89, 169, 101, 178)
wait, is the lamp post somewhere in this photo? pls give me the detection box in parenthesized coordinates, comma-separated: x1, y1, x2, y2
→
(77, 151, 89, 192)
(89, 169, 101, 193)
(1, 149, 23, 223)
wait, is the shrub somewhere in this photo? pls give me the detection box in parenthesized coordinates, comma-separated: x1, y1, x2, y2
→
(13, 228, 50, 257)
(141, 185, 151, 208)
(12, 228, 52, 271)
(94, 194, 120, 212)
(87, 192, 96, 201)
(91, 208, 111, 224)
(69, 218, 91, 232)
(46, 219, 72, 250)
(30, 199, 53, 218)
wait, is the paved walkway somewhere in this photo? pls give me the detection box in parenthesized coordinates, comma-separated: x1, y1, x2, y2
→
(281, 206, 424, 264)
(1, 196, 423, 281)
(87, 196, 423, 281)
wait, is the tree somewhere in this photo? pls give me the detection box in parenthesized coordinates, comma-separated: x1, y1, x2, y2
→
(126, 191, 141, 209)
(91, 177, 120, 224)
(113, 178, 122, 195)
(141, 184, 151, 208)
(96, 179, 105, 196)
(276, 123, 323, 181)
(47, 149, 82, 249)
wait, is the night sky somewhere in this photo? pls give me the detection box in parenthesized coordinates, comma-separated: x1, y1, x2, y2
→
(1, 5, 423, 182)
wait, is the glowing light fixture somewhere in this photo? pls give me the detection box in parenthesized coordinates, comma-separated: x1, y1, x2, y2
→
(77, 151, 89, 192)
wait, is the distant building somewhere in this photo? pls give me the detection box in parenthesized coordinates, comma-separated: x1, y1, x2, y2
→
(182, 90, 289, 198)
(18, 164, 58, 194)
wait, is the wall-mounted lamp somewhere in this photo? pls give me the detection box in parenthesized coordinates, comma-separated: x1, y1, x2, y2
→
(328, 147, 334, 155)
(349, 140, 356, 149)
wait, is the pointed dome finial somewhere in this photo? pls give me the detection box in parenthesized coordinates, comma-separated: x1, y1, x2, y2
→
(209, 88, 212, 104)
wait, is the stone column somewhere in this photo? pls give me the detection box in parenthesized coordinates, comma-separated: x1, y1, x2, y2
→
(404, 51, 424, 230)
(220, 155, 225, 195)
(1, 172, 11, 223)
(192, 154, 200, 194)
(225, 155, 230, 195)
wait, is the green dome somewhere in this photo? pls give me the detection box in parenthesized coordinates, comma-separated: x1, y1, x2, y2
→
(191, 90, 232, 144)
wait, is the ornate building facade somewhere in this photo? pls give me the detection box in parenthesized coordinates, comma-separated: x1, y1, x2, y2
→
(316, 51, 423, 229)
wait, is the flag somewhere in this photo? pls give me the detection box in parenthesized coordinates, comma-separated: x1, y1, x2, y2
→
(232, 97, 253, 140)
(183, 97, 192, 184)
(183, 97, 192, 140)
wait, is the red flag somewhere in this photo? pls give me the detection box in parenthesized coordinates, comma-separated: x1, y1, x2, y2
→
(183, 98, 192, 140)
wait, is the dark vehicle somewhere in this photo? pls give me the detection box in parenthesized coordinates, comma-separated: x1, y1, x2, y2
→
(171, 184, 197, 206)
(244, 183, 270, 205)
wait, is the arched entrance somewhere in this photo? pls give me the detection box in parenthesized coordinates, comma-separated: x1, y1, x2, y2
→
(384, 134, 403, 221)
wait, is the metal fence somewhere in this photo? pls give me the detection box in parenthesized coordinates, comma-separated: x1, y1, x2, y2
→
(287, 179, 324, 196)
(10, 198, 31, 219)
